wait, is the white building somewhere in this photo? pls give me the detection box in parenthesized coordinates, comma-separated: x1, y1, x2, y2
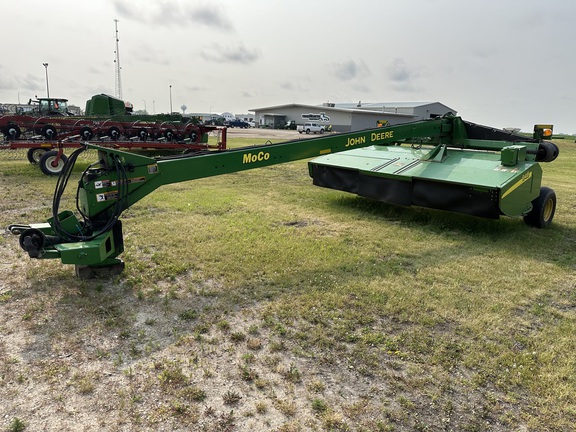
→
(250, 101, 456, 132)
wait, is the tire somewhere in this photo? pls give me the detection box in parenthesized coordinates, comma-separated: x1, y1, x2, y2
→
(320, 129, 324, 134)
(80, 127, 94, 141)
(306, 129, 310, 134)
(164, 129, 174, 141)
(4, 124, 21, 140)
(523, 186, 556, 229)
(26, 148, 48, 164)
(137, 129, 148, 141)
(190, 131, 199, 142)
(535, 142, 559, 163)
(41, 125, 57, 140)
(39, 150, 68, 176)
(108, 127, 120, 140)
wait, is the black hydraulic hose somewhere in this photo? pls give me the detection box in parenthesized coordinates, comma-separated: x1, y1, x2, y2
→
(75, 160, 102, 221)
(100, 154, 129, 233)
(51, 147, 130, 242)
(85, 153, 130, 237)
(51, 146, 87, 240)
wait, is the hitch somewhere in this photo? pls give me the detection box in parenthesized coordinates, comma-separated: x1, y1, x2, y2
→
(7, 116, 560, 278)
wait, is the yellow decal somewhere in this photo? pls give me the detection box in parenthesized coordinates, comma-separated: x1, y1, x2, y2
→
(346, 136, 366, 147)
(501, 171, 533, 199)
(371, 130, 394, 142)
(242, 151, 271, 164)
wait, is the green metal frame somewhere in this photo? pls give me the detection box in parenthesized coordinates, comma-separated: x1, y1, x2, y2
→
(8, 116, 557, 275)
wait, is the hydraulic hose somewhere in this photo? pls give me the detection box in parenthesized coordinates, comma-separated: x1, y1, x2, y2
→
(51, 146, 130, 242)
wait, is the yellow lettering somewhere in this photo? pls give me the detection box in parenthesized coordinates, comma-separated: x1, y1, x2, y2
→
(371, 130, 394, 142)
(242, 151, 270, 164)
(345, 136, 366, 147)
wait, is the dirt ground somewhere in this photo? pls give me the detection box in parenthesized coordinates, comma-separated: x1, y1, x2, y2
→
(227, 127, 301, 140)
(0, 127, 533, 431)
(226, 127, 327, 142)
(0, 217, 337, 431)
(0, 132, 385, 432)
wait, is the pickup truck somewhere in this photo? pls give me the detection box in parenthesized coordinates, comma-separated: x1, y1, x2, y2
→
(226, 118, 250, 128)
(297, 122, 325, 134)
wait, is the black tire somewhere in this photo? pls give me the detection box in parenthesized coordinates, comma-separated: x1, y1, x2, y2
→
(523, 186, 556, 229)
(26, 148, 48, 164)
(108, 127, 120, 140)
(306, 129, 310, 134)
(4, 123, 21, 140)
(80, 127, 94, 141)
(137, 129, 148, 141)
(164, 129, 174, 141)
(320, 129, 324, 134)
(39, 150, 68, 176)
(535, 141, 559, 163)
(41, 125, 57, 140)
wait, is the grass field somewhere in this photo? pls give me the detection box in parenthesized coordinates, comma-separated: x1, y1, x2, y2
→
(0, 133, 575, 431)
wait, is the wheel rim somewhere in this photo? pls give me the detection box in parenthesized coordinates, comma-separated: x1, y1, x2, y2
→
(543, 198, 554, 222)
(44, 156, 65, 174)
(81, 128, 93, 140)
(109, 128, 120, 139)
(44, 127, 56, 139)
(32, 149, 47, 163)
(8, 126, 20, 139)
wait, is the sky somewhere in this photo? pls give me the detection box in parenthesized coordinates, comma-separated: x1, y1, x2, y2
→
(1, 0, 574, 133)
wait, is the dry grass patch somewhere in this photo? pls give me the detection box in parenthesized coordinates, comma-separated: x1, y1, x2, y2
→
(0, 138, 574, 430)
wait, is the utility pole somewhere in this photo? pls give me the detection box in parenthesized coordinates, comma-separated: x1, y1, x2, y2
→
(114, 19, 123, 100)
(42, 63, 50, 98)
(169, 85, 173, 114)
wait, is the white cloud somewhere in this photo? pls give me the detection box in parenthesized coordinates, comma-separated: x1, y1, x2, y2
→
(113, 0, 233, 30)
(201, 44, 259, 65)
(332, 60, 370, 81)
(1, 0, 575, 132)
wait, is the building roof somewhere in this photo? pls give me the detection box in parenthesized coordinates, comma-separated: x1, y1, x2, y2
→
(249, 103, 414, 117)
(250, 103, 321, 112)
(333, 101, 457, 112)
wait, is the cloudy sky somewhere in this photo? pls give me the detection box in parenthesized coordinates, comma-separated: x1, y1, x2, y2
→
(2, 0, 574, 132)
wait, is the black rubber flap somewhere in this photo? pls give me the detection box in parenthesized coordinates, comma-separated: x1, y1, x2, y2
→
(311, 164, 500, 218)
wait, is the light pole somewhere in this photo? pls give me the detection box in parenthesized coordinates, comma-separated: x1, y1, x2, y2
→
(169, 85, 173, 114)
(142, 100, 147, 113)
(42, 63, 50, 98)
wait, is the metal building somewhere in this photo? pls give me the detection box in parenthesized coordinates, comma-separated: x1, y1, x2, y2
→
(250, 101, 456, 132)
